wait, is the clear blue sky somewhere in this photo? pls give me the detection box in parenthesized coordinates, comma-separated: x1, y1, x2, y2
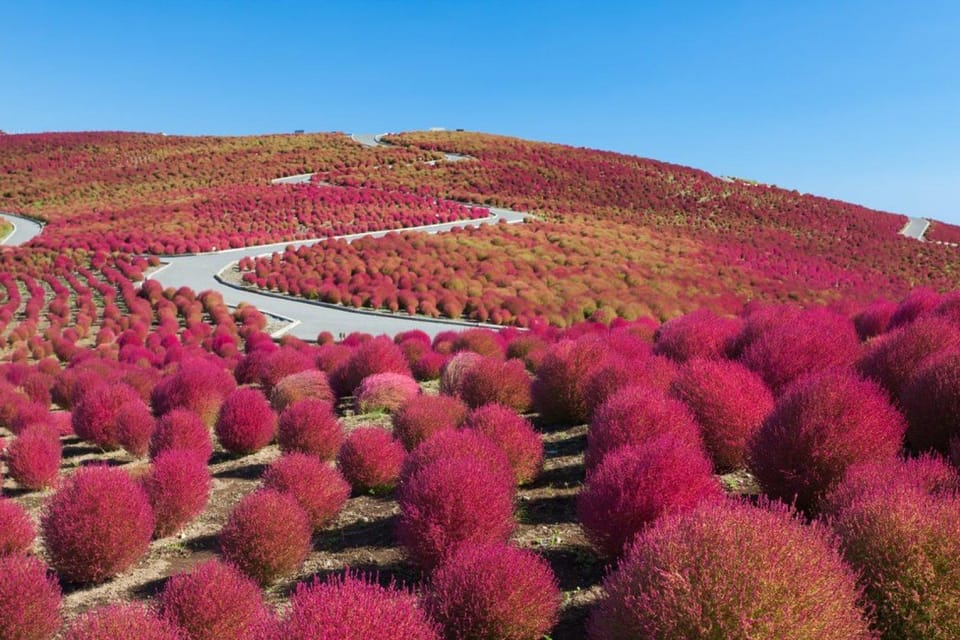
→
(2, 1, 958, 222)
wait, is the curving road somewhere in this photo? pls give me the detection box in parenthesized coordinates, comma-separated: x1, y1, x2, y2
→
(0, 213, 45, 246)
(899, 217, 930, 241)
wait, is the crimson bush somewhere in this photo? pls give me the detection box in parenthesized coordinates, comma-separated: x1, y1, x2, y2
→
(531, 335, 608, 426)
(72, 382, 144, 449)
(902, 352, 960, 453)
(269, 369, 334, 411)
(438, 351, 482, 398)
(215, 387, 277, 455)
(581, 354, 677, 418)
(262, 453, 350, 530)
(116, 399, 157, 457)
(457, 357, 532, 412)
(143, 449, 212, 538)
(150, 408, 213, 462)
(329, 336, 412, 398)
(277, 398, 342, 459)
(152, 358, 237, 427)
(0, 498, 35, 556)
(464, 403, 543, 484)
(336, 427, 406, 495)
(652, 309, 741, 362)
(392, 394, 468, 451)
(400, 429, 515, 489)
(354, 372, 420, 414)
(63, 603, 185, 640)
(4, 425, 61, 490)
(0, 555, 62, 640)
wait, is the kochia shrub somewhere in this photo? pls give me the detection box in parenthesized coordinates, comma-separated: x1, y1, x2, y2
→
(748, 369, 907, 513)
(336, 427, 406, 495)
(438, 351, 483, 398)
(262, 453, 350, 530)
(277, 398, 342, 459)
(280, 571, 440, 640)
(581, 354, 677, 418)
(219, 489, 312, 585)
(464, 403, 543, 485)
(4, 425, 61, 490)
(587, 500, 874, 640)
(0, 555, 62, 640)
(397, 457, 515, 569)
(578, 436, 722, 559)
(0, 497, 35, 556)
(652, 309, 741, 362)
(329, 336, 412, 397)
(150, 408, 213, 462)
(72, 382, 143, 449)
(452, 328, 505, 358)
(531, 335, 607, 426)
(901, 352, 960, 453)
(116, 399, 157, 458)
(63, 603, 185, 640)
(143, 449, 212, 538)
(354, 372, 420, 414)
(400, 429, 515, 490)
(269, 368, 334, 411)
(215, 387, 277, 455)
(392, 394, 468, 451)
(151, 358, 237, 427)
(426, 542, 560, 640)
(41, 465, 155, 583)
(457, 357, 532, 412)
(159, 559, 276, 640)
(853, 298, 896, 340)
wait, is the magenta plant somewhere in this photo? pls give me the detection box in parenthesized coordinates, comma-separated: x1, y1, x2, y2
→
(464, 403, 543, 484)
(143, 449, 212, 538)
(400, 428, 515, 489)
(354, 372, 420, 414)
(0, 555, 62, 640)
(262, 453, 350, 530)
(4, 425, 61, 490)
(72, 382, 144, 449)
(62, 603, 186, 640)
(582, 354, 677, 418)
(269, 368, 334, 411)
(531, 336, 608, 426)
(151, 358, 237, 427)
(150, 408, 214, 462)
(0, 497, 35, 556)
(336, 427, 406, 495)
(457, 357, 532, 412)
(902, 352, 960, 453)
(392, 394, 468, 451)
(215, 387, 277, 455)
(329, 336, 412, 397)
(652, 308, 741, 362)
(116, 398, 157, 457)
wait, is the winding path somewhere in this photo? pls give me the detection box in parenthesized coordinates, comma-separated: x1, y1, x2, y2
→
(0, 213, 45, 246)
(899, 217, 930, 241)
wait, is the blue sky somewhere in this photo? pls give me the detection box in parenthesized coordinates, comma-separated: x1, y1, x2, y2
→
(2, 1, 958, 222)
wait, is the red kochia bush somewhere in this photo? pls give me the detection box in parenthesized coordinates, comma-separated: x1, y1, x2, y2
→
(531, 335, 607, 426)
(4, 425, 61, 490)
(116, 399, 157, 457)
(400, 429, 515, 490)
(392, 394, 469, 451)
(143, 449, 212, 538)
(582, 354, 678, 418)
(426, 543, 560, 640)
(578, 436, 722, 559)
(150, 408, 214, 462)
(258, 346, 314, 392)
(152, 358, 237, 427)
(669, 358, 774, 471)
(586, 384, 703, 473)
(336, 427, 406, 495)
(888, 286, 942, 329)
(63, 603, 185, 640)
(464, 403, 543, 485)
(452, 328, 505, 358)
(652, 309, 741, 362)
(0, 555, 62, 640)
(825, 455, 960, 513)
(280, 571, 440, 640)
(587, 500, 874, 640)
(41, 465, 155, 583)
(277, 398, 342, 459)
(159, 560, 276, 640)
(269, 369, 335, 411)
(853, 299, 896, 340)
(262, 453, 350, 530)
(439, 351, 483, 398)
(219, 489, 312, 584)
(457, 357, 532, 412)
(748, 369, 907, 513)
(902, 352, 960, 453)
(72, 382, 144, 449)
(330, 336, 412, 397)
(0, 498, 35, 556)
(397, 457, 515, 569)
(354, 372, 420, 413)
(215, 387, 277, 455)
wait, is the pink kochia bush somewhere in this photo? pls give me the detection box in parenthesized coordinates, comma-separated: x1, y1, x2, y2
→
(143, 449, 212, 538)
(586, 384, 703, 473)
(587, 500, 874, 640)
(72, 382, 144, 449)
(397, 457, 516, 569)
(62, 603, 185, 640)
(439, 351, 483, 398)
(464, 403, 544, 485)
(41, 465, 154, 583)
(280, 571, 440, 640)
(159, 560, 276, 640)
(330, 336, 412, 398)
(0, 497, 35, 556)
(0, 555, 63, 640)
(392, 394, 469, 451)
(532, 336, 607, 426)
(4, 425, 61, 490)
(150, 408, 214, 462)
(336, 427, 406, 495)
(748, 369, 908, 513)
(901, 352, 960, 453)
(269, 368, 335, 411)
(354, 372, 420, 414)
(426, 543, 561, 640)
(116, 399, 157, 457)
(219, 489, 312, 584)
(669, 358, 774, 471)
(277, 398, 343, 459)
(652, 309, 741, 362)
(400, 429, 516, 490)
(578, 435, 722, 559)
(215, 387, 277, 455)
(457, 357, 532, 412)
(581, 354, 678, 418)
(262, 453, 350, 530)
(152, 358, 237, 427)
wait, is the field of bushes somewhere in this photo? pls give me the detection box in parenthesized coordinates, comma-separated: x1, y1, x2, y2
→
(1, 129, 960, 638)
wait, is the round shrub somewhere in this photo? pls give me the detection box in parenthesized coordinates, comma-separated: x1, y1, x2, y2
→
(0, 498, 35, 556)
(116, 399, 157, 458)
(464, 403, 543, 485)
(669, 358, 774, 471)
(152, 358, 237, 427)
(400, 429, 515, 490)
(150, 408, 213, 462)
(259, 346, 314, 392)
(397, 457, 515, 570)
(336, 427, 405, 495)
(426, 542, 560, 640)
(902, 352, 960, 453)
(531, 335, 608, 426)
(582, 354, 677, 418)
(10, 401, 51, 436)
(578, 436, 722, 559)
(652, 309, 741, 362)
(853, 299, 896, 340)
(143, 449, 212, 538)
(4, 425, 61, 490)
(329, 336, 412, 398)
(354, 372, 420, 414)
(219, 489, 312, 585)
(269, 369, 334, 411)
(63, 602, 185, 640)
(457, 357, 532, 412)
(0, 555, 62, 640)
(262, 453, 350, 530)
(825, 455, 960, 516)
(72, 382, 144, 449)
(280, 571, 440, 640)
(586, 384, 703, 473)
(277, 398, 342, 459)
(452, 328, 505, 358)
(412, 351, 448, 381)
(392, 394, 468, 451)
(587, 499, 874, 640)
(215, 387, 277, 455)
(159, 559, 276, 640)
(824, 481, 960, 639)
(41, 465, 155, 583)
(748, 368, 907, 513)
(888, 287, 942, 329)
(438, 351, 482, 397)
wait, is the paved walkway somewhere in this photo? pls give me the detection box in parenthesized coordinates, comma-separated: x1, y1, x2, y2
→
(0, 213, 45, 246)
(899, 217, 930, 241)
